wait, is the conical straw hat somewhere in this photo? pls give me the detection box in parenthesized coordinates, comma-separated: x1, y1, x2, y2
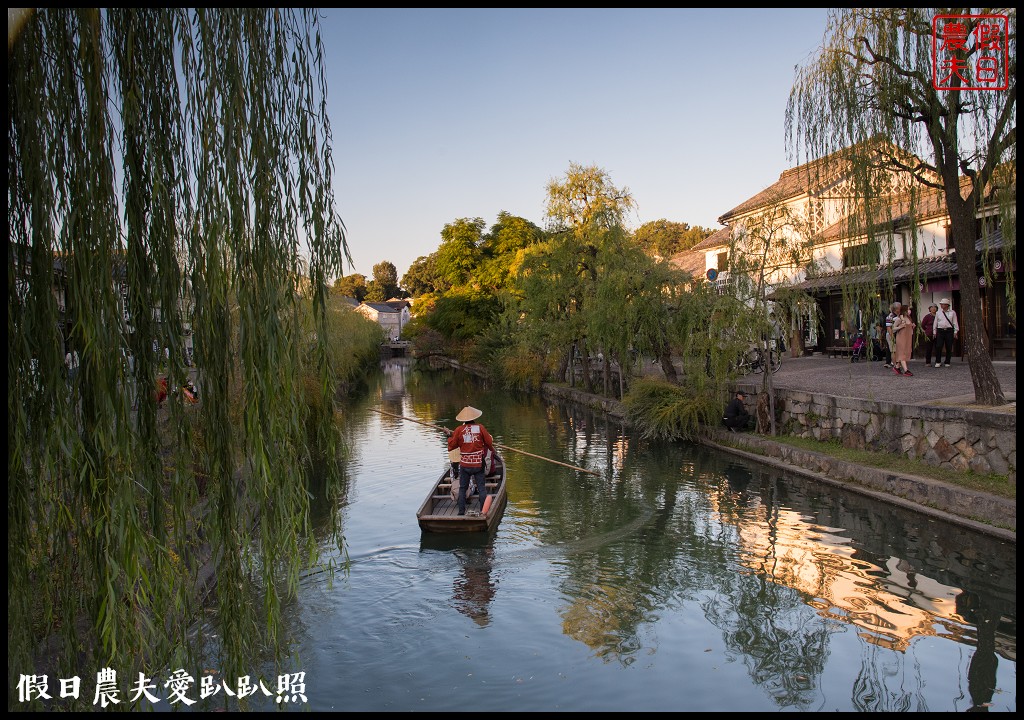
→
(455, 406, 482, 422)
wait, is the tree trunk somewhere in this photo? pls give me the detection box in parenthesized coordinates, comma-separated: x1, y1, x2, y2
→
(658, 349, 678, 383)
(759, 338, 778, 435)
(558, 350, 571, 387)
(579, 341, 594, 394)
(602, 350, 611, 397)
(947, 193, 1005, 406)
(616, 352, 625, 401)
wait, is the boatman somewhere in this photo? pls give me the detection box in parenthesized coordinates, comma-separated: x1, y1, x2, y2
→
(446, 406, 496, 516)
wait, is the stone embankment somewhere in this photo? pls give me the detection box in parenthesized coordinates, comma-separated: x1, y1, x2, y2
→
(756, 389, 1016, 477)
(436, 356, 1015, 541)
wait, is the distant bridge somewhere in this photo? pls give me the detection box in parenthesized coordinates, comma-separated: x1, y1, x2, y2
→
(381, 340, 412, 358)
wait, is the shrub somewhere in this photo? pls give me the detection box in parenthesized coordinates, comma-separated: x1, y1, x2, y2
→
(624, 377, 720, 441)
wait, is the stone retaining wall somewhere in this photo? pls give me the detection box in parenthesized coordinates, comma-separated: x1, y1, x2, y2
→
(432, 356, 1014, 535)
(754, 388, 1016, 481)
(436, 357, 1015, 480)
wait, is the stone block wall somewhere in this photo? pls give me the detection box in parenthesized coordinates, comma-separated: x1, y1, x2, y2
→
(764, 389, 1016, 481)
(436, 355, 1016, 484)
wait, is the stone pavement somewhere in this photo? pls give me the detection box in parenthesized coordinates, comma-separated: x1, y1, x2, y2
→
(739, 354, 1016, 409)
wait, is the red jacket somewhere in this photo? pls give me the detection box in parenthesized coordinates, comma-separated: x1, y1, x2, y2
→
(448, 423, 494, 469)
(922, 311, 936, 338)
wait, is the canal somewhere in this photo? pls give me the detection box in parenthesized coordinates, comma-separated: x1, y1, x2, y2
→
(237, 358, 1015, 712)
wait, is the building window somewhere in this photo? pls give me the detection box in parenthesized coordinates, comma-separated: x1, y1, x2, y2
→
(977, 214, 1001, 241)
(716, 251, 728, 271)
(842, 243, 880, 268)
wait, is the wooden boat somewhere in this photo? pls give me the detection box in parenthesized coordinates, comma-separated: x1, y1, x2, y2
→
(417, 454, 507, 533)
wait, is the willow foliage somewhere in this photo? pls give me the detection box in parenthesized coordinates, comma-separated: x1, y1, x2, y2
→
(623, 377, 720, 442)
(9, 8, 348, 707)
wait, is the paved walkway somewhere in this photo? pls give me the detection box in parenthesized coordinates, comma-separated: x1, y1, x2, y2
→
(740, 354, 1016, 408)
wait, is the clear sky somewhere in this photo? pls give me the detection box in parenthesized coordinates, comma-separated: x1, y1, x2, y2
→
(319, 8, 832, 281)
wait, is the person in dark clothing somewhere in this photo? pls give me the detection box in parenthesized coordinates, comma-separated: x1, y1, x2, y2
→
(921, 304, 938, 366)
(723, 390, 751, 432)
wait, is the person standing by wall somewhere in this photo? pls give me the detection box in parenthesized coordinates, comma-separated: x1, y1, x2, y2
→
(920, 304, 938, 367)
(933, 299, 960, 367)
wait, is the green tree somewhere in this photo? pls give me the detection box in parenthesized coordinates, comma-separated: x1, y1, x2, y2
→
(477, 211, 545, 291)
(435, 217, 486, 289)
(402, 254, 441, 297)
(545, 161, 637, 233)
(426, 288, 501, 342)
(541, 163, 637, 390)
(726, 192, 815, 434)
(587, 228, 683, 398)
(633, 220, 714, 259)
(8, 8, 347, 701)
(333, 272, 368, 301)
(787, 8, 1016, 406)
(513, 235, 590, 387)
(366, 260, 401, 301)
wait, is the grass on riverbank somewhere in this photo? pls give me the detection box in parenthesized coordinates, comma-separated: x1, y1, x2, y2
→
(755, 433, 1016, 500)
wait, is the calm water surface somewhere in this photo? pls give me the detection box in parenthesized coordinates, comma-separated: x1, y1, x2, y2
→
(239, 359, 1014, 712)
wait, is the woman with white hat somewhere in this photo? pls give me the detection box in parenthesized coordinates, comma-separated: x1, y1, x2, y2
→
(445, 406, 497, 516)
(933, 299, 959, 367)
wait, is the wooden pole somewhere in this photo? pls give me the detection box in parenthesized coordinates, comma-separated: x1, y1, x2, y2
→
(371, 408, 601, 476)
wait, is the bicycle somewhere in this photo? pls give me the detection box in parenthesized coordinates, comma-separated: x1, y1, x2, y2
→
(735, 346, 782, 375)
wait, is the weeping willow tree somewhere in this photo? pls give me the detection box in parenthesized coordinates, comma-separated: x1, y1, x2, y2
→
(9, 8, 348, 707)
(542, 162, 637, 392)
(787, 8, 1016, 406)
(725, 190, 816, 435)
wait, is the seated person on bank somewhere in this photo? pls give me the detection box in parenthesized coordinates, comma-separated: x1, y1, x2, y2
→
(723, 390, 751, 432)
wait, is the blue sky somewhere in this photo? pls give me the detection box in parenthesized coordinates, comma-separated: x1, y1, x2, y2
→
(319, 8, 832, 281)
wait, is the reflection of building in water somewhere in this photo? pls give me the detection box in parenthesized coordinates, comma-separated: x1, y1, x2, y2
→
(702, 468, 1014, 710)
(380, 359, 407, 400)
(452, 549, 496, 627)
(710, 490, 1009, 658)
(608, 434, 630, 474)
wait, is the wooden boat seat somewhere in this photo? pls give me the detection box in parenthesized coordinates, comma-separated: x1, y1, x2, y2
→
(433, 482, 499, 500)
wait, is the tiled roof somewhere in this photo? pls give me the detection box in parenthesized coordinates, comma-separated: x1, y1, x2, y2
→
(787, 257, 958, 293)
(816, 177, 970, 243)
(688, 226, 732, 252)
(668, 248, 708, 277)
(718, 146, 860, 223)
(784, 231, 1003, 293)
(361, 302, 400, 314)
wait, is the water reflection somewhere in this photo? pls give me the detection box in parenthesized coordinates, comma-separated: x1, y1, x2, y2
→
(253, 359, 1015, 712)
(452, 548, 497, 627)
(696, 456, 1015, 711)
(958, 590, 1002, 712)
(724, 461, 752, 494)
(420, 533, 497, 627)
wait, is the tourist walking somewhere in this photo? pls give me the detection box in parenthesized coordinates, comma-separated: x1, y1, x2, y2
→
(891, 305, 916, 375)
